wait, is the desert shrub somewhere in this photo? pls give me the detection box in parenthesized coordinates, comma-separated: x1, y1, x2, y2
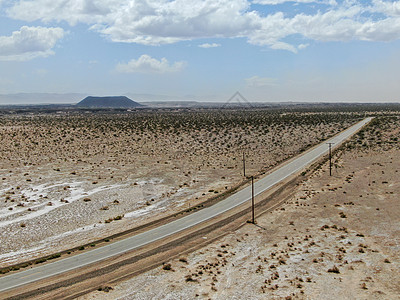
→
(98, 286, 113, 292)
(327, 266, 340, 273)
(35, 258, 47, 264)
(49, 253, 61, 260)
(179, 257, 188, 263)
(162, 263, 172, 271)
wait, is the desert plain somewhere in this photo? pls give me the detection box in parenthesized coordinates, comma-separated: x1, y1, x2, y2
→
(80, 113, 400, 299)
(0, 106, 399, 299)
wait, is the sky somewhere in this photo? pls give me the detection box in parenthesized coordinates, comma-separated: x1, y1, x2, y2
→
(1, 0, 400, 103)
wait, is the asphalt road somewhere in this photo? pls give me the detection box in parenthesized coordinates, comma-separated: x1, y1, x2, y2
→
(0, 117, 373, 293)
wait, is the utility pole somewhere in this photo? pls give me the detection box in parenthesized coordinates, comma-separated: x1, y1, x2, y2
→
(243, 151, 246, 177)
(251, 176, 255, 224)
(327, 143, 334, 176)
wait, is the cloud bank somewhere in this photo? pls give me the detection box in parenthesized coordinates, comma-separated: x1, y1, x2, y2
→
(4, 0, 400, 53)
(0, 26, 64, 61)
(115, 54, 186, 74)
(198, 43, 221, 48)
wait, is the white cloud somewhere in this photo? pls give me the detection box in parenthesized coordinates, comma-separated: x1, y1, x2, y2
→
(8, 0, 259, 45)
(198, 43, 221, 48)
(293, 6, 400, 42)
(248, 4, 400, 49)
(115, 54, 186, 74)
(5, 0, 400, 52)
(298, 43, 309, 49)
(6, 0, 113, 25)
(371, 0, 400, 16)
(246, 76, 277, 87)
(0, 26, 64, 61)
(270, 41, 298, 53)
(253, 0, 339, 5)
(253, 0, 322, 4)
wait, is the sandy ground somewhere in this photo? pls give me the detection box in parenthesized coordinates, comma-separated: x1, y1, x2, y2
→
(0, 110, 358, 267)
(80, 115, 400, 299)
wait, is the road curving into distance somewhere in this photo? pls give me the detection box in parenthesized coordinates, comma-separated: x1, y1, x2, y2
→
(0, 117, 373, 293)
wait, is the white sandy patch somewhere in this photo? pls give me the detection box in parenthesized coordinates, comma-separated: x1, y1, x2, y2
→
(124, 177, 178, 218)
(0, 245, 44, 265)
(0, 182, 123, 228)
(23, 182, 67, 200)
(125, 197, 170, 218)
(0, 182, 76, 219)
(0, 222, 107, 265)
(136, 178, 163, 186)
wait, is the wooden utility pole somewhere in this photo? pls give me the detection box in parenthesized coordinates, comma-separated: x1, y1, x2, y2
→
(251, 176, 255, 224)
(327, 143, 334, 176)
(243, 151, 246, 177)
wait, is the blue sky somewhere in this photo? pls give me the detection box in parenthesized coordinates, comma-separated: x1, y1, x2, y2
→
(1, 0, 400, 103)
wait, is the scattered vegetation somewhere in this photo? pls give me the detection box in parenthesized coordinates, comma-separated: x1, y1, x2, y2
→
(327, 265, 340, 273)
(162, 263, 173, 271)
(0, 109, 363, 178)
(97, 285, 113, 292)
(0, 105, 398, 284)
(105, 215, 124, 223)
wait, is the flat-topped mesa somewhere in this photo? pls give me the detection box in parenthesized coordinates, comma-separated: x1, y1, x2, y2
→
(76, 96, 144, 108)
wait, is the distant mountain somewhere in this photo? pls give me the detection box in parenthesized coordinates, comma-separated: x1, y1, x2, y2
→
(76, 96, 143, 108)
